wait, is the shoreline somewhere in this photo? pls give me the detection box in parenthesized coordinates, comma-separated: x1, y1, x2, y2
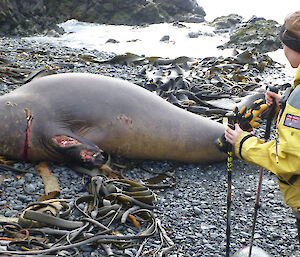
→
(0, 36, 299, 256)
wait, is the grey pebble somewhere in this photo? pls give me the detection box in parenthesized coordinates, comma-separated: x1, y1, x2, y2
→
(5, 209, 18, 217)
(194, 206, 202, 215)
(24, 173, 34, 180)
(244, 191, 252, 197)
(24, 184, 36, 193)
(16, 178, 25, 185)
(0, 200, 7, 205)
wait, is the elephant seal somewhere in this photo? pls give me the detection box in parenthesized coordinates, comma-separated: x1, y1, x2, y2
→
(0, 73, 226, 167)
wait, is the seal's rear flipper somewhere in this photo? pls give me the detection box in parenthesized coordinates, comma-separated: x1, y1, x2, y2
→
(51, 135, 105, 168)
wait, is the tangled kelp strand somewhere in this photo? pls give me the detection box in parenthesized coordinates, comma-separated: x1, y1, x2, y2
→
(0, 166, 177, 256)
(128, 50, 284, 119)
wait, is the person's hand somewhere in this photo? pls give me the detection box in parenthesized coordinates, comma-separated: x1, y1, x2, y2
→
(265, 89, 281, 107)
(225, 123, 244, 145)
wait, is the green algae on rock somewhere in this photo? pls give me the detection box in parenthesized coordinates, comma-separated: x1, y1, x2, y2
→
(219, 17, 282, 53)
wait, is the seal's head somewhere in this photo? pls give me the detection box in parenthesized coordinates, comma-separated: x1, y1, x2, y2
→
(50, 135, 105, 168)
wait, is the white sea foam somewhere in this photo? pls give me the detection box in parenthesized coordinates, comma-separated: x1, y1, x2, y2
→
(27, 20, 233, 59)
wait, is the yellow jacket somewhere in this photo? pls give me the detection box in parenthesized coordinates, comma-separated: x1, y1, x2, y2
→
(235, 65, 300, 210)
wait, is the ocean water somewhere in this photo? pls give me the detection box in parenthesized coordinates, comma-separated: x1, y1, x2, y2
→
(29, 21, 232, 59)
(26, 1, 298, 74)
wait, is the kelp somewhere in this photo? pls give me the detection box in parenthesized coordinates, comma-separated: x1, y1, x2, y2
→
(0, 167, 176, 256)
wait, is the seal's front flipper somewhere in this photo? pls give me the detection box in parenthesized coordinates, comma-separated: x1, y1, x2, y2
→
(51, 135, 105, 168)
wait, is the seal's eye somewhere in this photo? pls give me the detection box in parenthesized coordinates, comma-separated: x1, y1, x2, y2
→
(52, 135, 82, 147)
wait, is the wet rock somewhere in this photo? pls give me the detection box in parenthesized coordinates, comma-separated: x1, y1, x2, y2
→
(188, 31, 202, 38)
(17, 194, 29, 201)
(194, 206, 202, 215)
(172, 22, 187, 28)
(211, 14, 243, 32)
(24, 173, 34, 181)
(0, 0, 206, 36)
(244, 191, 252, 197)
(160, 35, 170, 41)
(217, 16, 282, 53)
(106, 38, 120, 44)
(44, 28, 64, 37)
(24, 184, 36, 193)
(5, 209, 18, 217)
(0, 200, 7, 206)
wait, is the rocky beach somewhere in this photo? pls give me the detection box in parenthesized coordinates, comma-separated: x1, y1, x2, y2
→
(0, 1, 300, 256)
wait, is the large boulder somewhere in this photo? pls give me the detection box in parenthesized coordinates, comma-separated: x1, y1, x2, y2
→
(210, 14, 282, 53)
(224, 18, 282, 53)
(210, 14, 243, 32)
(0, 0, 206, 36)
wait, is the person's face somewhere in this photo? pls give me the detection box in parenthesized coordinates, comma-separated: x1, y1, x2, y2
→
(283, 44, 300, 68)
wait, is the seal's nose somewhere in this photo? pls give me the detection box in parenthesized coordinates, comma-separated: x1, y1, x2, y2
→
(90, 152, 105, 168)
(79, 148, 105, 168)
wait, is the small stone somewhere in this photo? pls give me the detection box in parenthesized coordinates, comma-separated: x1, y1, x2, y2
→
(17, 178, 25, 185)
(175, 235, 185, 240)
(25, 184, 36, 193)
(254, 232, 262, 239)
(106, 38, 119, 44)
(5, 209, 18, 217)
(18, 194, 29, 201)
(0, 200, 7, 206)
(160, 35, 170, 41)
(173, 189, 181, 198)
(188, 31, 201, 38)
(244, 191, 252, 197)
(194, 206, 202, 215)
(13, 200, 22, 206)
(14, 204, 24, 210)
(201, 223, 209, 230)
(24, 173, 34, 180)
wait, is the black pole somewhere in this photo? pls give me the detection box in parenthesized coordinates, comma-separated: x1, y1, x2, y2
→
(225, 114, 235, 257)
(226, 144, 233, 257)
(248, 166, 263, 257)
(248, 87, 278, 257)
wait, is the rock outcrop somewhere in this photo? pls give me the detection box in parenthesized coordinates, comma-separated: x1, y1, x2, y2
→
(0, 0, 206, 36)
(210, 14, 282, 53)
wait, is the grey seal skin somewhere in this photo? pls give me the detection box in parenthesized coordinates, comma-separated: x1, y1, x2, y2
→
(0, 73, 226, 167)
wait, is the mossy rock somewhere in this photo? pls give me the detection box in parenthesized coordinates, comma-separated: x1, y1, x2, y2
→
(222, 19, 282, 53)
(211, 14, 242, 30)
